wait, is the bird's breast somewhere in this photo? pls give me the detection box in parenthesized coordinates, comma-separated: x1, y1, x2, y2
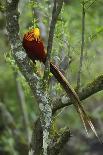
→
(23, 37, 46, 63)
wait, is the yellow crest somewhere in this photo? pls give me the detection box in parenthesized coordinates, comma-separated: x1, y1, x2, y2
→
(33, 28, 40, 41)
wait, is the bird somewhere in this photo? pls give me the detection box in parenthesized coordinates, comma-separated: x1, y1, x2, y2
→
(23, 27, 101, 142)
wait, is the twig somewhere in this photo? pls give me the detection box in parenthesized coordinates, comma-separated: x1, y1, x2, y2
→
(77, 1, 85, 90)
(86, 0, 97, 10)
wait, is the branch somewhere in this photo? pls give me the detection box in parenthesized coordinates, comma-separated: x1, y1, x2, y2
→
(15, 72, 30, 142)
(30, 118, 43, 155)
(41, 1, 63, 153)
(44, 0, 63, 81)
(53, 75, 103, 113)
(6, 0, 52, 154)
(77, 1, 85, 90)
(48, 128, 70, 155)
(0, 102, 16, 131)
(0, 102, 28, 155)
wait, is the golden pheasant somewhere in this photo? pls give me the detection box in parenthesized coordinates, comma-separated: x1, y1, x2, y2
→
(23, 28, 101, 142)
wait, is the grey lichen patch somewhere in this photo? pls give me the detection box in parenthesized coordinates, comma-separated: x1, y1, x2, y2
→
(41, 94, 49, 105)
(28, 73, 39, 85)
(61, 96, 69, 104)
(8, 22, 11, 26)
(40, 101, 52, 155)
(33, 73, 40, 80)
(29, 71, 52, 155)
(36, 80, 42, 90)
(7, 0, 12, 3)
(42, 104, 52, 127)
(28, 149, 34, 155)
(36, 81, 50, 103)
(37, 88, 52, 155)
(15, 51, 26, 61)
(13, 15, 17, 20)
(39, 103, 45, 111)
(11, 42, 22, 50)
(43, 129, 50, 155)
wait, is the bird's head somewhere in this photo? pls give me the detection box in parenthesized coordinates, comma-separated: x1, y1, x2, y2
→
(24, 28, 41, 42)
(33, 28, 40, 41)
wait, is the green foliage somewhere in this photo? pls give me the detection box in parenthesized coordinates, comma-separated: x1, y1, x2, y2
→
(0, 0, 103, 154)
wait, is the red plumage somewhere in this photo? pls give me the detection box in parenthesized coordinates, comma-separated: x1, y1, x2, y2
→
(23, 30, 46, 63)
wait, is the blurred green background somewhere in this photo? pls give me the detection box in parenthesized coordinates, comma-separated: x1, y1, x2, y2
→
(0, 0, 103, 154)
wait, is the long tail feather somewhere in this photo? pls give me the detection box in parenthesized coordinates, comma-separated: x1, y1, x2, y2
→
(50, 62, 102, 143)
(75, 102, 102, 143)
(77, 105, 89, 136)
